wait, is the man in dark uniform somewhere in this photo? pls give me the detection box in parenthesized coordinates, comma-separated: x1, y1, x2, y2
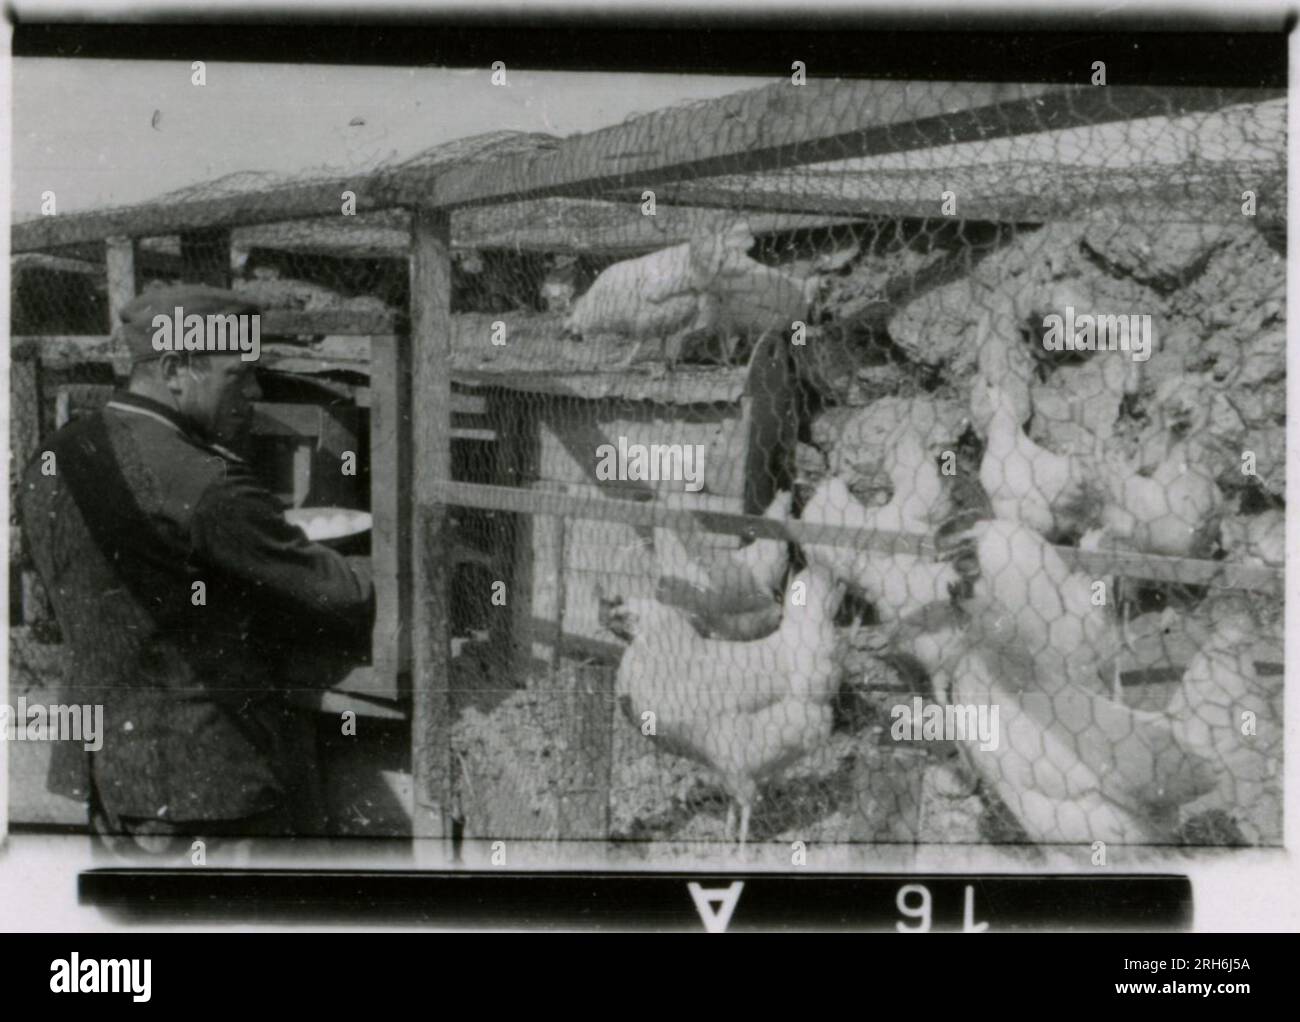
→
(21, 285, 374, 858)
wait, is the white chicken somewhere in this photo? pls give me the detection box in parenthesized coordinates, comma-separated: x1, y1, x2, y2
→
(1166, 615, 1282, 844)
(945, 518, 1120, 695)
(803, 431, 959, 623)
(1096, 444, 1223, 559)
(605, 566, 846, 847)
(884, 520, 1218, 846)
(970, 377, 1104, 542)
(972, 301, 1033, 427)
(563, 221, 815, 368)
(654, 490, 792, 640)
(941, 638, 1217, 844)
(1220, 510, 1285, 568)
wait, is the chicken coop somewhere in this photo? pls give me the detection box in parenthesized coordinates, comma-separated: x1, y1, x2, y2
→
(8, 79, 1287, 860)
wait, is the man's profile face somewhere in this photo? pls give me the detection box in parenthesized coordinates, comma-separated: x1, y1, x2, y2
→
(166, 353, 261, 448)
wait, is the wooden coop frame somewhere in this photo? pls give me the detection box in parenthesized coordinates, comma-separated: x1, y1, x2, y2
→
(10, 78, 1286, 851)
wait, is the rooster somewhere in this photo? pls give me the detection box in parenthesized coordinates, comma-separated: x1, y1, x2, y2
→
(563, 221, 814, 368)
(970, 377, 1105, 542)
(604, 566, 846, 847)
(654, 490, 791, 640)
(802, 431, 960, 623)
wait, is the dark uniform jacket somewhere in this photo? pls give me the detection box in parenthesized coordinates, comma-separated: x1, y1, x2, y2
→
(21, 391, 374, 824)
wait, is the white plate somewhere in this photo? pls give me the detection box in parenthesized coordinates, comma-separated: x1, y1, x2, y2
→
(285, 507, 373, 542)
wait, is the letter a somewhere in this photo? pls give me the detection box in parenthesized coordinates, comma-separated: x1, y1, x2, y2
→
(687, 881, 744, 933)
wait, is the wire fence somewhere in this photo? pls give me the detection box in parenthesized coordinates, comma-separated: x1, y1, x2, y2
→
(9, 80, 1286, 850)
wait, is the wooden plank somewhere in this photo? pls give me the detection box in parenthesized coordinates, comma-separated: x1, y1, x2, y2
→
(496, 393, 540, 682)
(369, 332, 413, 699)
(9, 322, 399, 361)
(104, 236, 138, 329)
(451, 391, 488, 415)
(409, 206, 455, 848)
(10, 351, 42, 472)
(740, 330, 795, 513)
(251, 402, 324, 438)
(405, 83, 1278, 211)
(556, 662, 615, 840)
(13, 84, 1277, 250)
(610, 164, 1287, 225)
(451, 366, 749, 404)
(319, 681, 407, 720)
(431, 480, 1284, 594)
(180, 227, 232, 287)
(10, 352, 42, 594)
(312, 407, 363, 507)
(10, 335, 119, 370)
(290, 443, 313, 507)
(450, 427, 497, 443)
(261, 310, 399, 336)
(13, 176, 405, 252)
(522, 481, 568, 676)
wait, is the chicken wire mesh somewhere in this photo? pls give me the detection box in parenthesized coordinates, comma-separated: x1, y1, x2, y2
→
(8, 80, 1286, 851)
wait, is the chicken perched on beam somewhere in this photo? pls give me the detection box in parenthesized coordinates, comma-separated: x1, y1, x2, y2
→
(801, 430, 961, 623)
(563, 221, 815, 369)
(603, 566, 847, 848)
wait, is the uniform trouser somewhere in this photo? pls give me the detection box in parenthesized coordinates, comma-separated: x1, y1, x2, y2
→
(87, 704, 326, 864)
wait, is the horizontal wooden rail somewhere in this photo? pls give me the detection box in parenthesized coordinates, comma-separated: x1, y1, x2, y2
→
(13, 83, 1279, 250)
(12, 177, 407, 253)
(12, 311, 398, 364)
(430, 480, 1283, 594)
(9, 312, 402, 338)
(261, 310, 401, 335)
(392, 84, 1283, 212)
(10, 335, 118, 367)
(616, 166, 1286, 225)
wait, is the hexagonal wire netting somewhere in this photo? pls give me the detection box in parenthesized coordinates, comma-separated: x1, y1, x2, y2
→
(9, 80, 1284, 853)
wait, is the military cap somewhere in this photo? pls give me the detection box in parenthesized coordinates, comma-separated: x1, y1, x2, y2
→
(118, 284, 262, 362)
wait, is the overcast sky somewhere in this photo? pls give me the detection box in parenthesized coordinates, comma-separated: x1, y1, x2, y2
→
(12, 59, 759, 217)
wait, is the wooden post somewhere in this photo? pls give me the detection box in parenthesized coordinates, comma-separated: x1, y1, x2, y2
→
(104, 236, 138, 328)
(740, 331, 795, 513)
(409, 207, 455, 852)
(179, 227, 232, 288)
(556, 663, 615, 841)
(10, 349, 44, 624)
(10, 351, 41, 476)
(369, 333, 413, 699)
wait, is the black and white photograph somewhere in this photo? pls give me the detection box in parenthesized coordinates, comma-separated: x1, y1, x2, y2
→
(0, 2, 1295, 949)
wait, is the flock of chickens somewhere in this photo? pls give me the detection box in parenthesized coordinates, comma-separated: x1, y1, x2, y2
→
(582, 225, 1282, 851)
